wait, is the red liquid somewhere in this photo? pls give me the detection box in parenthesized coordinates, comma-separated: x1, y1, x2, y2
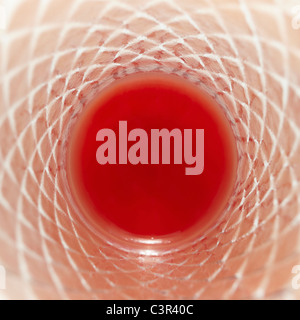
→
(66, 73, 237, 237)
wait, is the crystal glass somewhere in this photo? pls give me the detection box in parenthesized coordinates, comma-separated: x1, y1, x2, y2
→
(0, 0, 299, 299)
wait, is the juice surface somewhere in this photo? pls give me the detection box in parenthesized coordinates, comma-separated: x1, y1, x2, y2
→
(67, 73, 238, 237)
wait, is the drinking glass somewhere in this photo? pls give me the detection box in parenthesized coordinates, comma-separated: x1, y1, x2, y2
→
(0, 0, 299, 299)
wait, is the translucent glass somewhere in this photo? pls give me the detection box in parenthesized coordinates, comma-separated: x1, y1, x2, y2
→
(0, 0, 299, 299)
